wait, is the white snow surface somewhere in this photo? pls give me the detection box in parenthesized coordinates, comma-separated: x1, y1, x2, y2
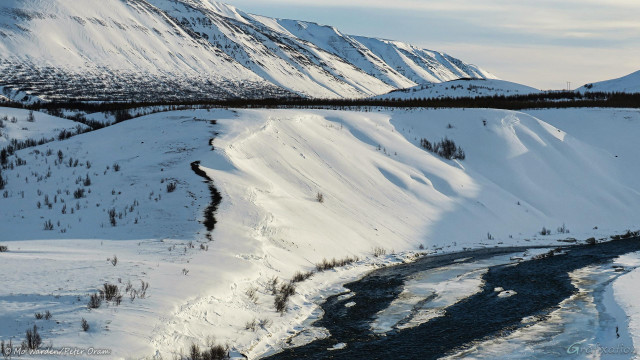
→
(578, 70, 640, 94)
(1, 107, 640, 358)
(613, 253, 640, 359)
(0, 108, 87, 145)
(375, 79, 539, 100)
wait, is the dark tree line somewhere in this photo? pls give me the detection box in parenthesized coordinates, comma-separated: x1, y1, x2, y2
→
(1, 91, 640, 114)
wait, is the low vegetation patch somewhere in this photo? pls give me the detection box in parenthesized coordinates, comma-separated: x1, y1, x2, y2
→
(315, 256, 359, 272)
(81, 318, 90, 332)
(188, 343, 229, 360)
(420, 137, 465, 160)
(291, 271, 313, 283)
(274, 282, 296, 314)
(23, 325, 42, 350)
(166, 182, 177, 193)
(373, 247, 387, 257)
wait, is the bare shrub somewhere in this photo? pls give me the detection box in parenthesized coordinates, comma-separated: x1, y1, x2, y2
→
(24, 325, 42, 350)
(315, 256, 359, 272)
(88, 293, 102, 309)
(166, 182, 177, 193)
(101, 283, 121, 304)
(274, 282, 296, 314)
(139, 281, 149, 298)
(245, 318, 257, 331)
(43, 220, 54, 231)
(316, 192, 324, 203)
(258, 318, 272, 329)
(274, 294, 288, 314)
(291, 271, 313, 283)
(81, 318, 90, 332)
(267, 276, 279, 295)
(188, 343, 229, 360)
(246, 286, 258, 304)
(373, 247, 386, 257)
(108, 208, 117, 226)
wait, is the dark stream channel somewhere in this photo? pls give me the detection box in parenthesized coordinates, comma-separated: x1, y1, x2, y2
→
(264, 238, 640, 359)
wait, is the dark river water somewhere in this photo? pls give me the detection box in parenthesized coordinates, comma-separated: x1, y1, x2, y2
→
(264, 238, 640, 359)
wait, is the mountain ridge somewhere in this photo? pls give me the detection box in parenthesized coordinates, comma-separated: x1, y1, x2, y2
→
(0, 0, 494, 102)
(578, 70, 640, 94)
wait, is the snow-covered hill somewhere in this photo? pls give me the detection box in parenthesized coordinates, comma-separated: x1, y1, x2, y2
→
(1, 107, 640, 358)
(374, 78, 539, 100)
(578, 70, 640, 94)
(0, 0, 493, 101)
(0, 107, 87, 145)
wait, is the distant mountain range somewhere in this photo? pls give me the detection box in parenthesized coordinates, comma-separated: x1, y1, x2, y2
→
(0, 0, 494, 102)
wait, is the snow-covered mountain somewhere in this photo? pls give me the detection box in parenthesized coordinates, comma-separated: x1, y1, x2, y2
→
(0, 0, 494, 101)
(374, 78, 539, 100)
(578, 70, 640, 94)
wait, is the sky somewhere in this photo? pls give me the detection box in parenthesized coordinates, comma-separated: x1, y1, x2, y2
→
(226, 0, 640, 90)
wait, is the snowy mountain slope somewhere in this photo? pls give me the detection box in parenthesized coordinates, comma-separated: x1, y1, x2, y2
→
(578, 70, 640, 93)
(1, 108, 640, 358)
(0, 0, 288, 101)
(0, 0, 493, 101)
(0, 107, 87, 145)
(375, 78, 539, 100)
(352, 36, 495, 84)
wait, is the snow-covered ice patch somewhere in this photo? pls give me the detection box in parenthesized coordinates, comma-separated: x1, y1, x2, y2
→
(370, 253, 519, 334)
(328, 342, 347, 351)
(497, 290, 518, 298)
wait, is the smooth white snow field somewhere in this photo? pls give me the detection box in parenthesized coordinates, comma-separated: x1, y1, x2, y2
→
(1, 107, 640, 359)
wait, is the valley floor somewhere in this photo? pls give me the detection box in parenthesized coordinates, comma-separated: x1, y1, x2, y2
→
(1, 107, 639, 359)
